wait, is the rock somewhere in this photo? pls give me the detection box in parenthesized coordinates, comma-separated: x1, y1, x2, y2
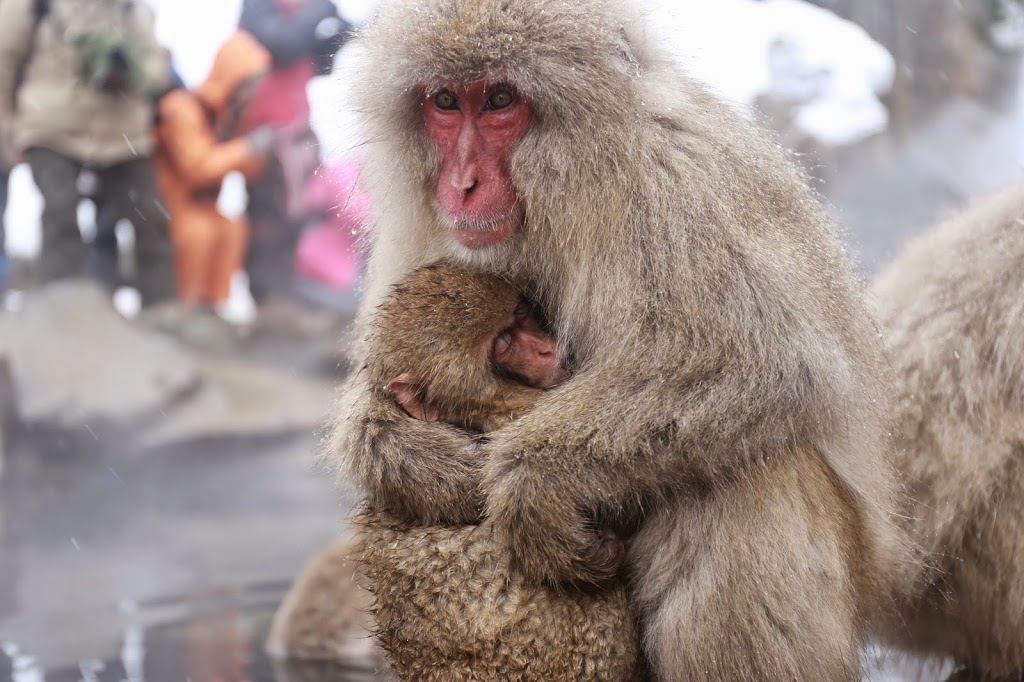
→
(0, 281, 199, 429)
(136, 356, 338, 449)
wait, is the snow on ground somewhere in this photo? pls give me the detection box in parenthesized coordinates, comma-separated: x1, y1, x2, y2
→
(4, 0, 893, 258)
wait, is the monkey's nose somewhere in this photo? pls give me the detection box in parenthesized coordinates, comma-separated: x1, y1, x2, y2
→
(457, 177, 478, 197)
(450, 160, 479, 196)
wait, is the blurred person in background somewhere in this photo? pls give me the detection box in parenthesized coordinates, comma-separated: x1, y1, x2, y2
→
(0, 0, 174, 306)
(292, 155, 367, 313)
(236, 0, 352, 305)
(151, 31, 278, 346)
(87, 59, 187, 300)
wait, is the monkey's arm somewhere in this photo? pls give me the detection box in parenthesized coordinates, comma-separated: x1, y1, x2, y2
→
(327, 374, 484, 525)
(482, 334, 832, 586)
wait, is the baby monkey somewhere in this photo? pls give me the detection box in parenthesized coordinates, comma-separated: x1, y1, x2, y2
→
(353, 262, 643, 680)
(366, 262, 567, 433)
(365, 261, 622, 572)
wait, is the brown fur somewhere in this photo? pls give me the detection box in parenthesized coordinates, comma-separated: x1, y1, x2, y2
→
(325, 0, 905, 678)
(357, 507, 643, 682)
(366, 262, 544, 434)
(872, 182, 1024, 681)
(630, 445, 870, 680)
(357, 263, 642, 680)
(265, 535, 387, 671)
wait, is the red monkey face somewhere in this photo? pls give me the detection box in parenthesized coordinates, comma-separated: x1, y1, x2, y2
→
(492, 311, 567, 390)
(422, 80, 532, 250)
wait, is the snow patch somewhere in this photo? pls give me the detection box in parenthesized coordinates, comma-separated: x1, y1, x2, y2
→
(643, 0, 894, 146)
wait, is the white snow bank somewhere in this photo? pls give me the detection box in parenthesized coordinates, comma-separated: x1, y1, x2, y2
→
(5, 165, 41, 258)
(643, 0, 894, 146)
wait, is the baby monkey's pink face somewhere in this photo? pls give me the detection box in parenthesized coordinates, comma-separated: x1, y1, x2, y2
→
(492, 307, 567, 390)
(387, 298, 566, 427)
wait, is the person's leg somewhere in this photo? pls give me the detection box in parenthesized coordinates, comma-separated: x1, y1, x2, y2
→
(204, 214, 248, 306)
(24, 148, 85, 284)
(170, 211, 218, 306)
(245, 160, 298, 302)
(86, 198, 124, 293)
(148, 210, 243, 350)
(97, 158, 175, 305)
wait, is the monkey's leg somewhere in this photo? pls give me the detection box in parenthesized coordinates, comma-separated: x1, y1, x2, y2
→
(266, 535, 384, 666)
(894, 443, 1024, 681)
(628, 447, 866, 682)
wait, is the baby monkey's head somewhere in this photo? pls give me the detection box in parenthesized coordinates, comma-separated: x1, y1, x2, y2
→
(368, 263, 567, 432)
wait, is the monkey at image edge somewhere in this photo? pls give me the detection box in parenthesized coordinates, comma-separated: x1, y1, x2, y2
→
(870, 180, 1024, 682)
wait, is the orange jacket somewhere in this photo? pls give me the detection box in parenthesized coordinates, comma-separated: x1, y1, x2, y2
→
(154, 31, 272, 220)
(154, 89, 264, 217)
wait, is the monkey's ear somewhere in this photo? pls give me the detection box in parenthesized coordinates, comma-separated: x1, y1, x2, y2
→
(388, 375, 441, 423)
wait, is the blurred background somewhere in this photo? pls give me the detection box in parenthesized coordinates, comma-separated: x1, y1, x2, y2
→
(1, 0, 1022, 680)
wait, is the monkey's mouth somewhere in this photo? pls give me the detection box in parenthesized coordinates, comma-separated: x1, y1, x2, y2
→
(446, 216, 516, 249)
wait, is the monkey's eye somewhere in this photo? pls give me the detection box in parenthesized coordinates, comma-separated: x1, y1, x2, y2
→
(493, 330, 514, 363)
(433, 90, 459, 110)
(485, 88, 515, 110)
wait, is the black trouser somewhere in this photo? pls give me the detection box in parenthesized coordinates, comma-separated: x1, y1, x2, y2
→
(25, 147, 174, 305)
(245, 158, 303, 303)
(88, 199, 124, 293)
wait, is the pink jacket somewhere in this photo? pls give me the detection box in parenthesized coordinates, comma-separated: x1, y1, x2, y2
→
(242, 58, 315, 131)
(294, 157, 370, 291)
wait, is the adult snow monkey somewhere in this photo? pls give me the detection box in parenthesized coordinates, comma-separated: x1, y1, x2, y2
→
(872, 181, 1024, 682)
(326, 0, 905, 679)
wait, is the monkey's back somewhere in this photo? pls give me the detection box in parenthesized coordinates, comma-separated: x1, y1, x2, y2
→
(872, 181, 1024, 552)
(355, 508, 644, 681)
(871, 181, 1024, 674)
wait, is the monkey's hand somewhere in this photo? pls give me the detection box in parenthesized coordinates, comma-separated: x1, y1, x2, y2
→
(584, 526, 626, 591)
(481, 361, 718, 586)
(483, 439, 625, 587)
(480, 376, 647, 586)
(325, 374, 484, 525)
